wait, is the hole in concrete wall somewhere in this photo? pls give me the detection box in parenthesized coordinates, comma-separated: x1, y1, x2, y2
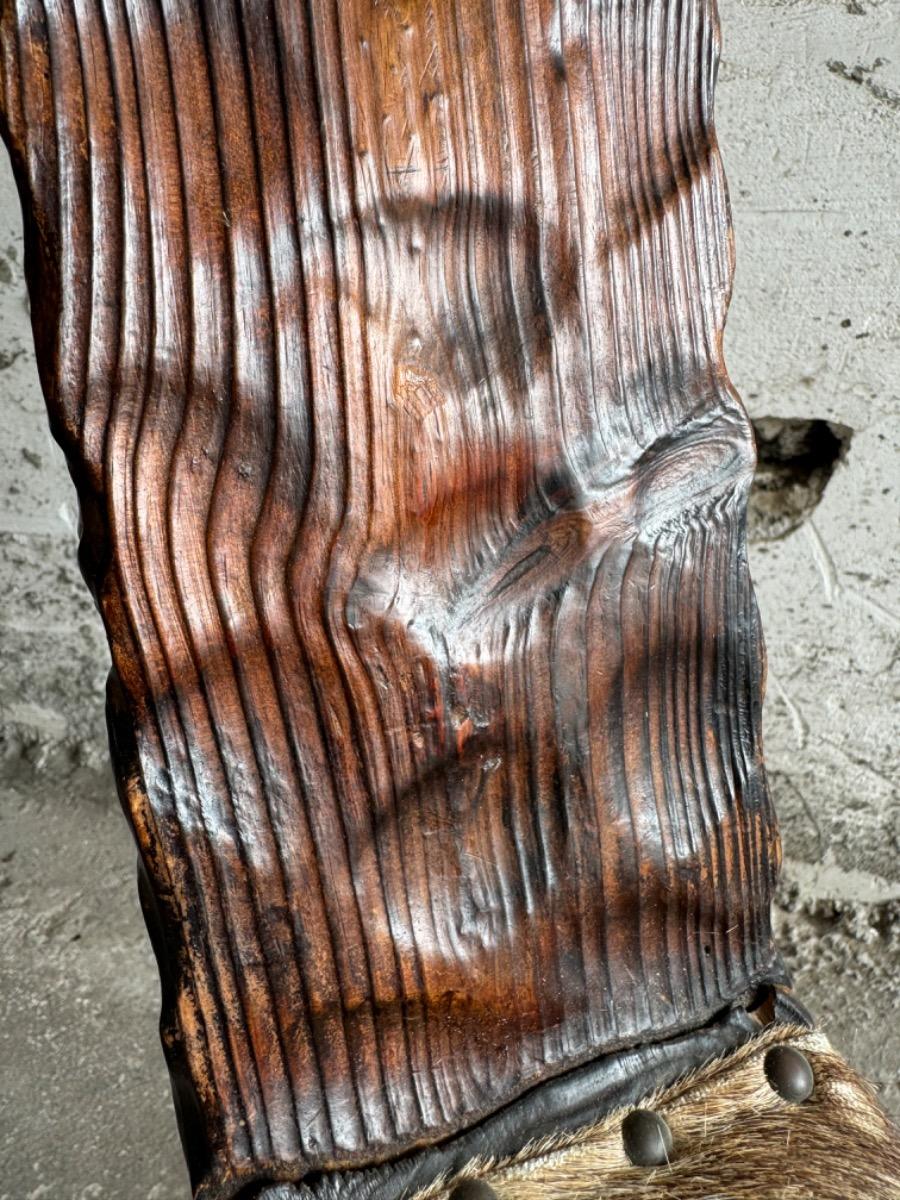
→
(748, 417, 853, 542)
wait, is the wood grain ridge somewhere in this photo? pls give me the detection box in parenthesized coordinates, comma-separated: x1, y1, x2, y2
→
(0, 1, 782, 1196)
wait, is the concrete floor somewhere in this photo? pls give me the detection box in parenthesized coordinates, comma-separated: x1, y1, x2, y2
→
(1, 1, 898, 1196)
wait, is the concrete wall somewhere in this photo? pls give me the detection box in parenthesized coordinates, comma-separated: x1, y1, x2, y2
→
(1, 2, 897, 1195)
(718, 0, 900, 1116)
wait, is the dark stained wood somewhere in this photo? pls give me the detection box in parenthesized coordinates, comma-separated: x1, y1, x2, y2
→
(0, 1, 782, 1196)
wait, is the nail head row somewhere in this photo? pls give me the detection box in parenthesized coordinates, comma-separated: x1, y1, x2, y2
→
(445, 1048, 815, 1192)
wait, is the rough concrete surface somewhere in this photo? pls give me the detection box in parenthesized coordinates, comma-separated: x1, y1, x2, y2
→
(0, 2, 897, 1196)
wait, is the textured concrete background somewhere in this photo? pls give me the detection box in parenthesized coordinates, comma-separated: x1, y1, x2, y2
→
(1, 2, 898, 1196)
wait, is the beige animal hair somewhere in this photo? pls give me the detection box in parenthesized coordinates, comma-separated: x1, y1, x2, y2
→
(413, 1025, 900, 1200)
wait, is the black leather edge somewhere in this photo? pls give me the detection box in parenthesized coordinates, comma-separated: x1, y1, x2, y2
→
(773, 988, 814, 1028)
(249, 980, 815, 1200)
(300, 1004, 762, 1200)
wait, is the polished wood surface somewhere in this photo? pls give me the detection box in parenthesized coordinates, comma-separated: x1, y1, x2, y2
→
(0, 1, 781, 1195)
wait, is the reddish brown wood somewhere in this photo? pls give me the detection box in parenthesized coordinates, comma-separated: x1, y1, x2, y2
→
(0, 1, 781, 1196)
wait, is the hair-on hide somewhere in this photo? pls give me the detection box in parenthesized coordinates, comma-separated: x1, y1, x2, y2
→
(414, 1025, 900, 1200)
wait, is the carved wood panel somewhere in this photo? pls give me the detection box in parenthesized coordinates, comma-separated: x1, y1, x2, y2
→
(0, 1, 781, 1195)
